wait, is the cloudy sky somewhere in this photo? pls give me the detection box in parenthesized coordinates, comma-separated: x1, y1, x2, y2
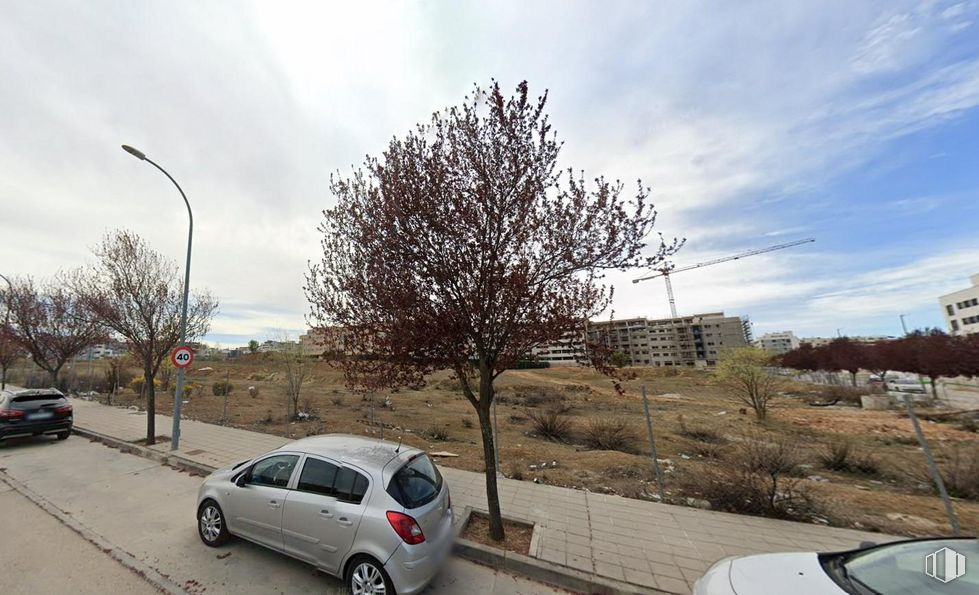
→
(2, 0, 978, 346)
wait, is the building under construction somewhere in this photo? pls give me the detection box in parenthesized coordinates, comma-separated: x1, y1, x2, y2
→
(533, 312, 752, 367)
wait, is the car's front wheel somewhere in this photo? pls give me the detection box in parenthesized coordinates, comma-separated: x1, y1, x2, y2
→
(56, 431, 70, 440)
(197, 500, 230, 546)
(346, 555, 393, 595)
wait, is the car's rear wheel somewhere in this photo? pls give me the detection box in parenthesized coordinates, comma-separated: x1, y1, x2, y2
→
(197, 500, 230, 546)
(56, 431, 70, 440)
(346, 555, 393, 595)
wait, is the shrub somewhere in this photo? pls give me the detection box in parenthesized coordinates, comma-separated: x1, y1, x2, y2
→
(820, 439, 851, 471)
(814, 385, 868, 406)
(677, 414, 723, 443)
(248, 385, 259, 398)
(426, 426, 449, 441)
(939, 445, 979, 500)
(331, 396, 344, 407)
(212, 380, 234, 396)
(522, 389, 564, 408)
(529, 411, 574, 442)
(819, 439, 880, 475)
(685, 434, 818, 519)
(582, 418, 636, 452)
(461, 416, 474, 429)
(130, 377, 145, 395)
(507, 463, 525, 481)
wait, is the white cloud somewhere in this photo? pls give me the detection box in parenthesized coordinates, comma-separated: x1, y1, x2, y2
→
(1, 0, 978, 344)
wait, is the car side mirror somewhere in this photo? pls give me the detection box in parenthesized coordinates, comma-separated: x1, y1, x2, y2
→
(235, 473, 248, 487)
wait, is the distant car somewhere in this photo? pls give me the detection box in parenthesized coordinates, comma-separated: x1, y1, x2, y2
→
(694, 537, 978, 595)
(0, 388, 73, 443)
(889, 379, 927, 394)
(196, 435, 454, 595)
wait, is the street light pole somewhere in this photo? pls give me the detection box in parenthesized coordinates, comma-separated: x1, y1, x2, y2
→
(899, 314, 909, 335)
(121, 145, 193, 451)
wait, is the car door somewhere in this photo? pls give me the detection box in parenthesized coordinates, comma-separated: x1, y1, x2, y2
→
(228, 453, 299, 551)
(280, 456, 370, 575)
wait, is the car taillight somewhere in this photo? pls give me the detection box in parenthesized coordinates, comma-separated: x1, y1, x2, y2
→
(55, 404, 73, 415)
(0, 408, 25, 420)
(386, 511, 425, 545)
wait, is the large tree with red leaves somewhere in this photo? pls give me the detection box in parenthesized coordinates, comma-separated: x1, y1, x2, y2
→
(306, 81, 679, 540)
(3, 275, 105, 387)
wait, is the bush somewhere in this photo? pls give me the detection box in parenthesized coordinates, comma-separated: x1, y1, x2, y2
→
(425, 426, 449, 441)
(129, 376, 159, 396)
(582, 418, 636, 452)
(819, 439, 880, 475)
(529, 411, 574, 442)
(686, 434, 818, 519)
(939, 445, 979, 500)
(461, 416, 474, 429)
(677, 414, 724, 443)
(331, 396, 344, 407)
(212, 380, 234, 396)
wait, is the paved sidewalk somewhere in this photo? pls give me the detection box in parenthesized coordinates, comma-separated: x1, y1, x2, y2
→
(69, 397, 897, 594)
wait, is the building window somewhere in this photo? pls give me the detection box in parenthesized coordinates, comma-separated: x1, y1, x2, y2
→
(947, 305, 956, 316)
(951, 320, 960, 331)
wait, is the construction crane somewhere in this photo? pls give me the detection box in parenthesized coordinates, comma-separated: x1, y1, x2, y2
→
(633, 237, 816, 320)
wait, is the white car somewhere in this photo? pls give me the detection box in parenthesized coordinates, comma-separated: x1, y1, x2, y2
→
(694, 537, 978, 595)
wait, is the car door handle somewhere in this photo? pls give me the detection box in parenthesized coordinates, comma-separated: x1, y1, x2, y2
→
(337, 517, 353, 527)
(320, 509, 334, 518)
(268, 500, 280, 509)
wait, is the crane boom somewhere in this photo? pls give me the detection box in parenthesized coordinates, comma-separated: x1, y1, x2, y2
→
(632, 238, 815, 283)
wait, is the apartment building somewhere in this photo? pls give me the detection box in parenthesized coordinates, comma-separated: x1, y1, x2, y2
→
(939, 273, 979, 336)
(531, 331, 586, 366)
(585, 312, 750, 367)
(756, 331, 800, 355)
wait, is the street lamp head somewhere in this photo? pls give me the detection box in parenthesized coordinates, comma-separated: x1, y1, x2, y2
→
(121, 144, 147, 160)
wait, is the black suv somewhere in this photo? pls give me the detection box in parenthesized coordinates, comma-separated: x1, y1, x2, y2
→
(0, 388, 73, 443)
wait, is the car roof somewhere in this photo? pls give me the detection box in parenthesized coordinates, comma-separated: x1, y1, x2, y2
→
(281, 434, 421, 471)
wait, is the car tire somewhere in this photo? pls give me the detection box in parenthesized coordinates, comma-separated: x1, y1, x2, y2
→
(56, 431, 70, 441)
(197, 500, 230, 547)
(346, 555, 394, 595)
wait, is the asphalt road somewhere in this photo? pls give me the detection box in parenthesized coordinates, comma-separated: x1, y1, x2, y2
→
(0, 482, 161, 595)
(0, 435, 563, 595)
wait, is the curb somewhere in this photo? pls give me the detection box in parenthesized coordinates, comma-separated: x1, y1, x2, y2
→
(0, 468, 188, 595)
(72, 426, 217, 475)
(453, 507, 667, 595)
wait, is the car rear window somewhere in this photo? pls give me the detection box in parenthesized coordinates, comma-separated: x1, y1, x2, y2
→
(387, 454, 443, 509)
(12, 394, 64, 403)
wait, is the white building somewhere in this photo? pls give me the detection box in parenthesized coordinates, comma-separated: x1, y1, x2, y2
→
(939, 273, 979, 336)
(756, 331, 800, 355)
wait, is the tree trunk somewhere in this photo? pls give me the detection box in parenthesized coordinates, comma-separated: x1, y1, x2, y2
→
(850, 371, 857, 387)
(477, 363, 505, 542)
(144, 368, 156, 446)
(48, 366, 61, 388)
(929, 376, 939, 402)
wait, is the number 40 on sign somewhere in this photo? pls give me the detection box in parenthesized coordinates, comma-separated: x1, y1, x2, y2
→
(170, 346, 195, 369)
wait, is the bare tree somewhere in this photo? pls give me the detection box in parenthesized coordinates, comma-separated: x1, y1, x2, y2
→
(716, 347, 782, 420)
(306, 81, 678, 540)
(74, 230, 218, 445)
(275, 335, 308, 420)
(3, 275, 105, 387)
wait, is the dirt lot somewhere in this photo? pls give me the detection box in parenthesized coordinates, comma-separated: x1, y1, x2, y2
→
(30, 356, 979, 537)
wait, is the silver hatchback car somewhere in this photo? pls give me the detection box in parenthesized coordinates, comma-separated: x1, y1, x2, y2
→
(196, 435, 454, 595)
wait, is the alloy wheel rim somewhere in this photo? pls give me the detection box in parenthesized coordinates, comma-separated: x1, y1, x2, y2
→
(200, 506, 221, 542)
(351, 562, 385, 595)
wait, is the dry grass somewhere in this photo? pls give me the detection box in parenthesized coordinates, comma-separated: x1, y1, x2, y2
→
(43, 357, 979, 536)
(460, 512, 532, 555)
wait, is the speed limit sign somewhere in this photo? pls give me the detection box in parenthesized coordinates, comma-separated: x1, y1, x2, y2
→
(170, 345, 195, 369)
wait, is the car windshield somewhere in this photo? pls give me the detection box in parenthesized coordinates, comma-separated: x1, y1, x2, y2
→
(836, 539, 979, 595)
(387, 454, 443, 509)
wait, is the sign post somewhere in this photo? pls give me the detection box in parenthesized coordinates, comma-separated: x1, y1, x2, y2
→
(169, 345, 194, 447)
